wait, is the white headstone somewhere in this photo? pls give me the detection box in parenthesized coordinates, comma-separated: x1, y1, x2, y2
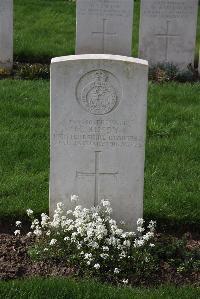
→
(139, 0, 198, 69)
(50, 54, 148, 231)
(76, 0, 134, 56)
(0, 0, 13, 71)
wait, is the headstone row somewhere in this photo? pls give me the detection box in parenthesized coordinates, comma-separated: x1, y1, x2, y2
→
(76, 0, 199, 70)
(1, 0, 198, 229)
(0, 0, 199, 71)
(50, 0, 199, 230)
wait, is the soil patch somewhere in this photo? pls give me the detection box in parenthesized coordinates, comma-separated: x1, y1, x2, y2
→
(0, 234, 74, 281)
(0, 233, 199, 286)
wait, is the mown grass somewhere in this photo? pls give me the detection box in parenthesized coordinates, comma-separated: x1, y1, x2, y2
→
(1, 1, 199, 296)
(14, 0, 76, 62)
(0, 80, 199, 231)
(14, 0, 200, 63)
(0, 278, 199, 299)
(0, 80, 49, 220)
(145, 82, 200, 230)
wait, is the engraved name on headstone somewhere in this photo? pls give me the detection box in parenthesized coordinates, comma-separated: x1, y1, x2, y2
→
(50, 55, 148, 230)
(76, 0, 134, 56)
(139, 0, 198, 69)
(0, 0, 13, 71)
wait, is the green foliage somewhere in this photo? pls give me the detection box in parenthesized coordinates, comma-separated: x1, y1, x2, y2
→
(0, 80, 49, 220)
(152, 235, 200, 275)
(14, 0, 76, 62)
(24, 201, 156, 285)
(149, 63, 178, 82)
(0, 278, 199, 299)
(145, 82, 200, 230)
(175, 70, 197, 83)
(0, 80, 200, 231)
(149, 63, 198, 83)
(1, 62, 199, 82)
(14, 63, 49, 80)
(18, 203, 199, 286)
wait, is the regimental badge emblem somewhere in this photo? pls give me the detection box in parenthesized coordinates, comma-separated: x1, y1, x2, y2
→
(76, 70, 121, 115)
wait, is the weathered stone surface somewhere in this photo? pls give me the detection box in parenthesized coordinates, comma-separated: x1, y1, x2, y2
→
(139, 0, 198, 69)
(0, 0, 13, 70)
(50, 54, 148, 230)
(76, 0, 133, 56)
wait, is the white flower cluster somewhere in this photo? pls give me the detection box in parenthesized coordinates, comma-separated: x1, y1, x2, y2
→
(14, 221, 22, 236)
(132, 218, 156, 248)
(18, 196, 156, 283)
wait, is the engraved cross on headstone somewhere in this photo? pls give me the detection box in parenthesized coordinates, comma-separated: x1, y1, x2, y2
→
(92, 19, 117, 53)
(155, 20, 180, 61)
(76, 151, 118, 206)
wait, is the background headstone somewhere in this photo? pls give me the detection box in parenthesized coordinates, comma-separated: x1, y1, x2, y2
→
(139, 0, 198, 69)
(0, 0, 13, 71)
(76, 0, 134, 56)
(50, 54, 148, 230)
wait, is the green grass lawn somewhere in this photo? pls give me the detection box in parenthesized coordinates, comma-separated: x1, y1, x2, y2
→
(14, 0, 76, 62)
(0, 80, 49, 220)
(0, 80, 199, 231)
(1, 0, 199, 295)
(0, 278, 199, 299)
(14, 0, 200, 63)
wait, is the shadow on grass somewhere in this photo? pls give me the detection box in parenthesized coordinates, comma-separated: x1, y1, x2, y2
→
(1, 212, 199, 237)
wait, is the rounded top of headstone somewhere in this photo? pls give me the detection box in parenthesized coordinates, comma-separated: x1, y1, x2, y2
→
(51, 54, 148, 67)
